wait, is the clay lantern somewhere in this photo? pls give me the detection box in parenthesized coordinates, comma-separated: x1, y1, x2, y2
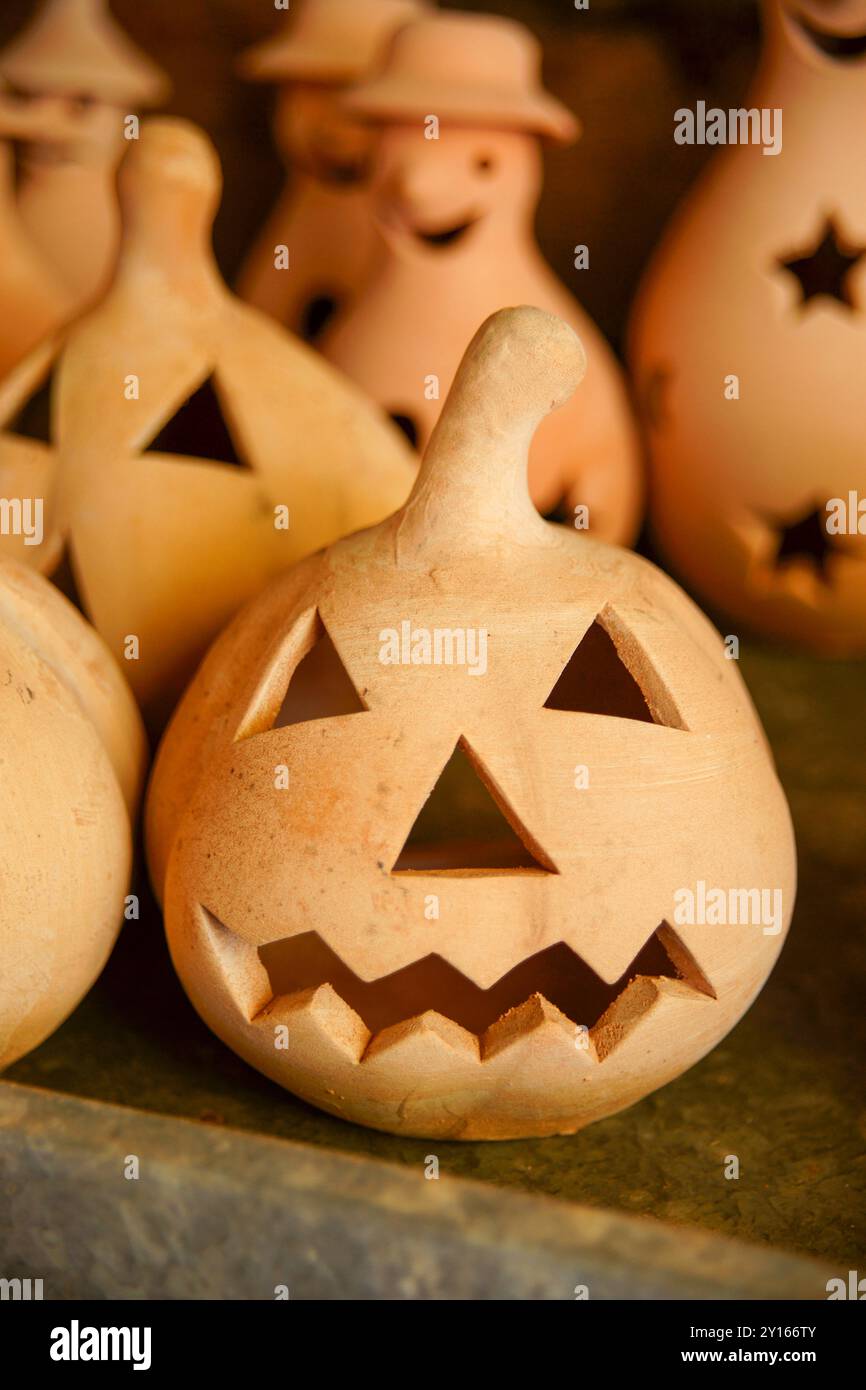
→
(0, 555, 146, 1070)
(237, 0, 428, 342)
(0, 117, 415, 727)
(630, 0, 866, 655)
(147, 306, 795, 1141)
(0, 0, 169, 313)
(320, 11, 643, 544)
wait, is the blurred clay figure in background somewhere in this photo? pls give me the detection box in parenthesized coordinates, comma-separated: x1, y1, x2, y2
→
(0, 0, 168, 313)
(237, 0, 430, 342)
(321, 11, 643, 543)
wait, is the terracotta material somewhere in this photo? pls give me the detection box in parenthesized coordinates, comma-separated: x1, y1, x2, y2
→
(237, 0, 428, 341)
(0, 555, 146, 1069)
(0, 117, 415, 725)
(0, 106, 71, 379)
(0, 0, 169, 312)
(148, 306, 795, 1141)
(321, 12, 643, 542)
(630, 0, 866, 655)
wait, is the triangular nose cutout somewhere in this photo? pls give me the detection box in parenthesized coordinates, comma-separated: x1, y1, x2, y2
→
(273, 618, 367, 728)
(392, 739, 557, 875)
(143, 375, 248, 467)
(8, 369, 55, 444)
(544, 620, 654, 723)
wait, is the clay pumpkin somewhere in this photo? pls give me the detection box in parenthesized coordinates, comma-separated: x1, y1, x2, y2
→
(237, 0, 429, 341)
(321, 11, 643, 543)
(0, 117, 415, 725)
(0, 0, 169, 312)
(147, 306, 795, 1141)
(0, 555, 146, 1070)
(630, 0, 866, 655)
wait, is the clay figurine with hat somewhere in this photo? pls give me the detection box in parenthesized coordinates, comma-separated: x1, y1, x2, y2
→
(237, 0, 429, 342)
(321, 10, 643, 542)
(0, 0, 169, 315)
(0, 90, 74, 379)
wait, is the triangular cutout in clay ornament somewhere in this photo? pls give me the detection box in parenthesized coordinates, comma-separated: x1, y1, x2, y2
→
(392, 738, 557, 875)
(273, 617, 367, 729)
(545, 618, 656, 722)
(143, 375, 247, 468)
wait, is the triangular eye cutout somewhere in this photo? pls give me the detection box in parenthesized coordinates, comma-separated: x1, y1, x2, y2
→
(7, 369, 55, 444)
(392, 739, 557, 875)
(544, 619, 655, 723)
(273, 618, 367, 729)
(143, 375, 248, 467)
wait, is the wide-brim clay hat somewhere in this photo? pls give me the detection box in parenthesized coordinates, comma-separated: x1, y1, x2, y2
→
(343, 12, 580, 144)
(0, 0, 169, 107)
(239, 0, 429, 86)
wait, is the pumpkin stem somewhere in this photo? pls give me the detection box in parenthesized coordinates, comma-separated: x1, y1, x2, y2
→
(396, 306, 586, 561)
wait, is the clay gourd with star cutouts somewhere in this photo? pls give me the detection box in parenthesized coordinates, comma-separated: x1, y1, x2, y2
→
(0, 555, 146, 1070)
(630, 0, 866, 655)
(146, 305, 795, 1142)
(0, 117, 415, 727)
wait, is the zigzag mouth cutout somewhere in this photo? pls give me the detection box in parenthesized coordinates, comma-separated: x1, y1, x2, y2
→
(201, 909, 716, 1064)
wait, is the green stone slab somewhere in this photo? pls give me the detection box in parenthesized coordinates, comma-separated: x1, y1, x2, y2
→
(0, 1081, 832, 1300)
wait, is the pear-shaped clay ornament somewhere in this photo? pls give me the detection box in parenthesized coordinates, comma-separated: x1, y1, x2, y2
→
(0, 555, 146, 1069)
(321, 11, 643, 543)
(0, 118, 415, 726)
(0, 0, 169, 312)
(630, 0, 866, 655)
(147, 306, 794, 1141)
(238, 0, 429, 341)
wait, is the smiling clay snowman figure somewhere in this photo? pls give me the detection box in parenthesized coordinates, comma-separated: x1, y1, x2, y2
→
(630, 0, 866, 655)
(321, 12, 643, 542)
(0, 0, 169, 313)
(237, 0, 429, 343)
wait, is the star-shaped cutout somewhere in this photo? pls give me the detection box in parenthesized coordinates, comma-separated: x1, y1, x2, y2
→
(769, 505, 835, 581)
(779, 219, 866, 309)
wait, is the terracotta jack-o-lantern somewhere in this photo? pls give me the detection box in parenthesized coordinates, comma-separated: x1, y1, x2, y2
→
(147, 306, 795, 1141)
(238, 0, 429, 341)
(321, 11, 643, 543)
(0, 555, 145, 1070)
(0, 0, 169, 312)
(0, 117, 415, 726)
(630, 0, 866, 655)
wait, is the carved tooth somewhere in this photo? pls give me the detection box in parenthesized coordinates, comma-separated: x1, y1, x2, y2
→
(482, 992, 596, 1063)
(591, 976, 661, 1062)
(256, 982, 370, 1063)
(198, 905, 273, 1020)
(362, 1010, 480, 1065)
(592, 972, 716, 1063)
(656, 923, 717, 997)
(654, 976, 716, 1004)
